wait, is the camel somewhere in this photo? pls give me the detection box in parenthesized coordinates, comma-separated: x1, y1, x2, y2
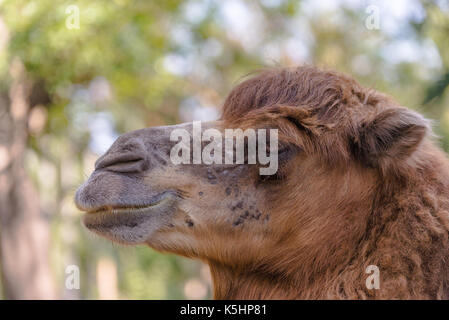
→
(75, 66, 449, 299)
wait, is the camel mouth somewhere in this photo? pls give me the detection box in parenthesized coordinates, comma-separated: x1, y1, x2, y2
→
(82, 191, 178, 240)
(85, 191, 173, 215)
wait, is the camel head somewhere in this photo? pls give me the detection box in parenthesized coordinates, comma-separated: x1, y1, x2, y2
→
(75, 120, 279, 258)
(76, 66, 449, 299)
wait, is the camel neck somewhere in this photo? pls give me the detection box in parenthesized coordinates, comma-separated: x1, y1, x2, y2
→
(208, 262, 304, 299)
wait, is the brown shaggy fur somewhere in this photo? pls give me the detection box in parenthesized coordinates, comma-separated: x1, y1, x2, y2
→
(213, 66, 449, 299)
(77, 66, 449, 299)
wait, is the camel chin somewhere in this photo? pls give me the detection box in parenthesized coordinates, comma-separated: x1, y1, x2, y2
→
(80, 190, 179, 245)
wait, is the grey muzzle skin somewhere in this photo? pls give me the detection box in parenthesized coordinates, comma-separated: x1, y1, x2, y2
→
(74, 122, 225, 244)
(75, 124, 183, 214)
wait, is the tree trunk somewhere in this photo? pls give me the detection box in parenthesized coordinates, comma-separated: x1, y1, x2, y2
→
(0, 58, 56, 299)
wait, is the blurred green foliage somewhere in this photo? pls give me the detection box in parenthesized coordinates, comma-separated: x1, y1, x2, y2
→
(0, 0, 448, 299)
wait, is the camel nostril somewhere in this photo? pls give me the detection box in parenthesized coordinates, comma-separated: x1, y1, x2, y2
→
(95, 152, 147, 173)
(94, 137, 149, 173)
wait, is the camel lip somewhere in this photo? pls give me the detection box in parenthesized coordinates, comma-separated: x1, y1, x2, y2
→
(83, 191, 176, 215)
(82, 190, 179, 237)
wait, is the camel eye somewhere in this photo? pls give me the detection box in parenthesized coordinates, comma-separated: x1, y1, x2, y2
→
(259, 145, 300, 182)
(278, 145, 301, 162)
(277, 147, 288, 156)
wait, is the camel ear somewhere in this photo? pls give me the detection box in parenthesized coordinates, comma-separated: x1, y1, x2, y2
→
(352, 108, 428, 167)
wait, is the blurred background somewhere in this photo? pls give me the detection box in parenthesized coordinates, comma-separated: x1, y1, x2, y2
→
(0, 0, 448, 299)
